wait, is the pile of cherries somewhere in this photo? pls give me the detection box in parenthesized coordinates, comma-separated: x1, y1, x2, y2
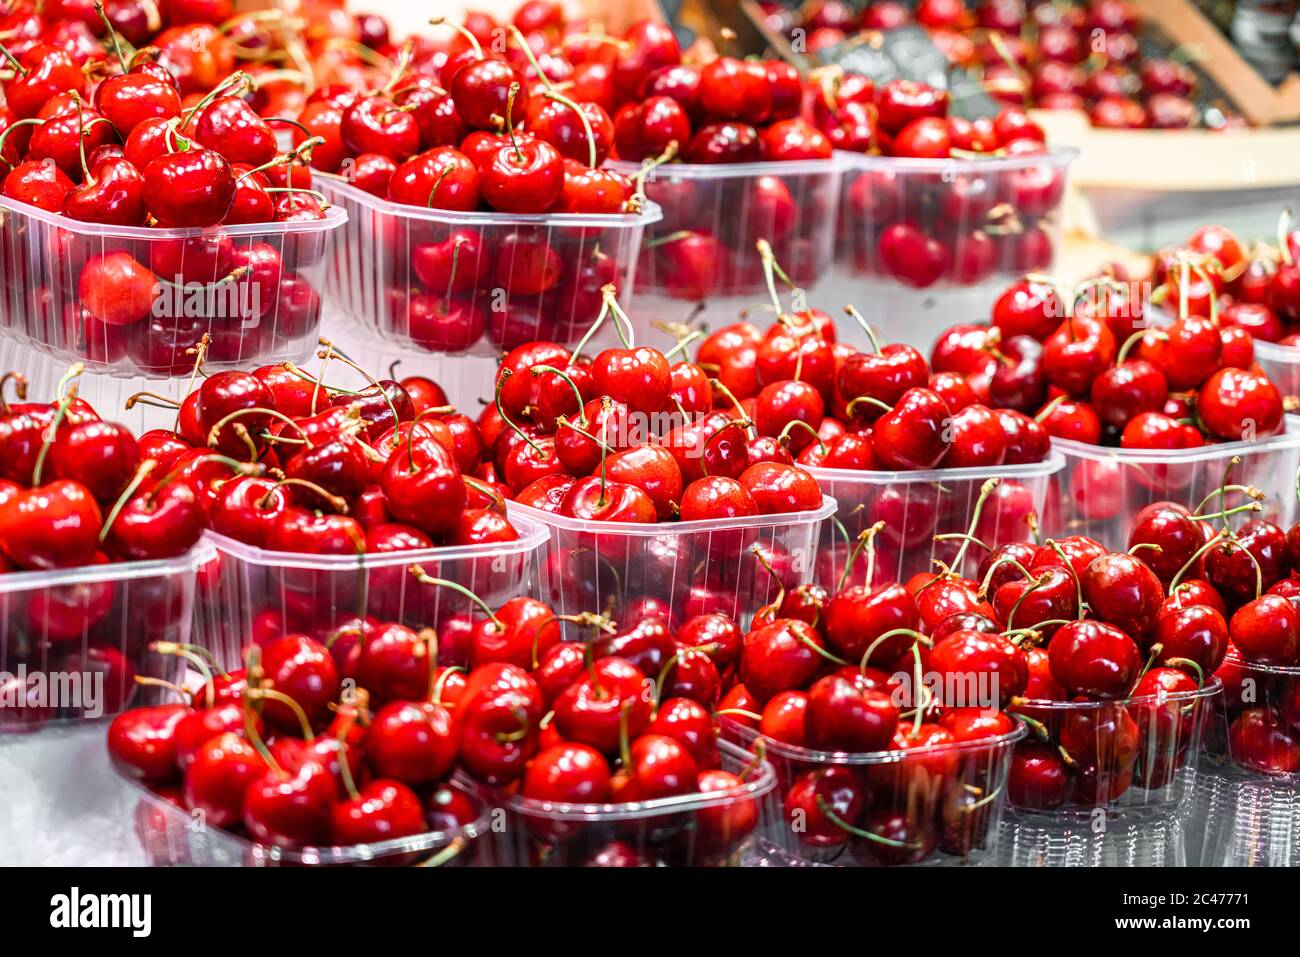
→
(713, 288, 1053, 473)
(481, 287, 825, 525)
(833, 83, 1064, 289)
(930, 271, 1287, 450)
(110, 583, 767, 865)
(712, 479, 1263, 839)
(0, 3, 340, 370)
(152, 344, 521, 556)
(1151, 218, 1300, 350)
(0, 370, 203, 727)
(770, 0, 1239, 131)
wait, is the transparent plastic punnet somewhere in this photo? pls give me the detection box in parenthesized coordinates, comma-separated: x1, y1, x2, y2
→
(999, 679, 1220, 866)
(514, 495, 835, 634)
(0, 194, 346, 374)
(124, 774, 491, 867)
(319, 177, 660, 358)
(721, 716, 1025, 867)
(607, 157, 845, 329)
(482, 739, 775, 866)
(807, 454, 1065, 588)
(825, 148, 1077, 353)
(1047, 421, 1300, 549)
(0, 544, 209, 732)
(192, 514, 548, 670)
(1194, 652, 1300, 866)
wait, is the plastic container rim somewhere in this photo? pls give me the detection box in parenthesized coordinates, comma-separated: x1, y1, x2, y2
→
(1219, 649, 1300, 677)
(806, 450, 1065, 485)
(119, 772, 493, 862)
(607, 154, 850, 180)
(0, 540, 215, 594)
(1054, 416, 1300, 462)
(498, 740, 775, 821)
(1012, 675, 1223, 711)
(511, 494, 836, 536)
(318, 176, 663, 229)
(0, 192, 348, 239)
(722, 713, 1027, 765)
(202, 511, 548, 571)
(847, 144, 1080, 174)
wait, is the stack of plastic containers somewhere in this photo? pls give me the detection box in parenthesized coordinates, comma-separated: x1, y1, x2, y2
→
(193, 515, 548, 671)
(806, 456, 1065, 588)
(0, 543, 214, 731)
(480, 741, 775, 867)
(1047, 423, 1300, 547)
(1192, 653, 1300, 866)
(723, 718, 1025, 867)
(826, 149, 1078, 353)
(514, 496, 835, 634)
(125, 774, 492, 867)
(318, 178, 660, 410)
(609, 157, 844, 339)
(999, 681, 1221, 866)
(0, 194, 347, 435)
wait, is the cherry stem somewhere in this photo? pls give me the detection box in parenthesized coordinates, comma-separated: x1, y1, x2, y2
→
(207, 406, 308, 450)
(92, 1, 129, 74)
(1005, 573, 1054, 632)
(1045, 539, 1084, 619)
(503, 82, 523, 161)
(420, 627, 438, 701)
(241, 648, 281, 773)
(0, 371, 28, 413)
(715, 707, 762, 722)
(845, 395, 892, 418)
(431, 666, 463, 708)
(318, 345, 401, 437)
(408, 565, 502, 627)
(631, 140, 678, 210)
(99, 458, 158, 544)
(1116, 328, 1157, 365)
(1164, 657, 1205, 688)
(857, 628, 927, 672)
(334, 733, 361, 801)
(182, 71, 252, 128)
(844, 305, 881, 353)
(976, 555, 1033, 599)
(125, 391, 182, 410)
(379, 40, 415, 96)
(662, 330, 702, 361)
(1212, 455, 1243, 533)
(429, 17, 483, 59)
(600, 284, 635, 348)
(148, 640, 214, 710)
(175, 334, 211, 431)
(950, 478, 1000, 571)
(248, 687, 315, 740)
(30, 364, 84, 486)
(464, 474, 506, 514)
(1033, 393, 1067, 424)
(134, 676, 191, 702)
(838, 521, 886, 592)
(531, 364, 587, 425)
(0, 41, 26, 75)
(815, 796, 920, 848)
(1193, 484, 1262, 516)
(568, 292, 613, 364)
(755, 239, 786, 319)
(750, 544, 787, 615)
(777, 418, 827, 454)
(493, 369, 544, 455)
(264, 478, 348, 513)
(654, 644, 718, 704)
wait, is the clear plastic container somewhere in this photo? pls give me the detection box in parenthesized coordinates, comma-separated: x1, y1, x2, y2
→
(721, 716, 1025, 867)
(319, 178, 660, 360)
(514, 495, 835, 633)
(0, 544, 211, 732)
(0, 194, 346, 375)
(1047, 422, 1300, 549)
(807, 453, 1065, 588)
(824, 148, 1078, 354)
(999, 679, 1221, 866)
(124, 773, 492, 866)
(607, 157, 845, 333)
(482, 739, 775, 867)
(1192, 653, 1300, 866)
(192, 514, 548, 670)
